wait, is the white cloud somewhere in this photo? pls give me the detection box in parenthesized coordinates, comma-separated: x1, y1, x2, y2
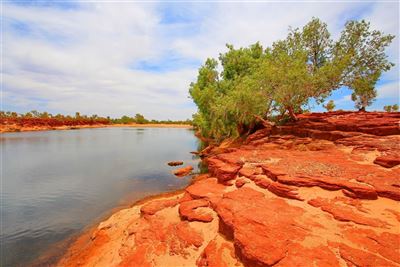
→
(336, 94, 352, 103)
(376, 81, 400, 100)
(3, 1, 399, 119)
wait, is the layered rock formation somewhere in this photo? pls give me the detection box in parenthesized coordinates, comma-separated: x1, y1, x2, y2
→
(58, 112, 400, 267)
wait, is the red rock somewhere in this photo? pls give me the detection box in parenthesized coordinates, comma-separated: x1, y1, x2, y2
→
(167, 161, 183, 166)
(275, 244, 340, 267)
(341, 228, 400, 263)
(255, 148, 399, 200)
(117, 245, 152, 267)
(186, 178, 226, 206)
(196, 239, 237, 267)
(122, 215, 204, 263)
(174, 221, 204, 248)
(179, 192, 193, 203)
(235, 178, 248, 188)
(58, 112, 400, 267)
(173, 165, 193, 177)
(308, 197, 388, 228)
(140, 198, 179, 215)
(238, 166, 256, 177)
(215, 187, 307, 266)
(386, 208, 400, 222)
(252, 175, 303, 200)
(374, 156, 400, 168)
(179, 199, 213, 222)
(206, 157, 241, 182)
(332, 242, 398, 267)
(245, 127, 272, 144)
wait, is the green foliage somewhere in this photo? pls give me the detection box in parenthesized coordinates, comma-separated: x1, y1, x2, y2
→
(119, 115, 135, 124)
(134, 113, 148, 124)
(323, 100, 336, 112)
(350, 81, 377, 111)
(1, 111, 192, 126)
(300, 17, 332, 70)
(383, 105, 392, 112)
(334, 20, 395, 110)
(384, 104, 399, 112)
(1, 110, 111, 125)
(189, 18, 395, 141)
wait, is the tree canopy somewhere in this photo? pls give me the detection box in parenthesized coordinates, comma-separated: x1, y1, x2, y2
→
(189, 18, 394, 141)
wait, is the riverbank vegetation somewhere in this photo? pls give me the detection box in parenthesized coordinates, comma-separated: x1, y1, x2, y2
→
(189, 18, 394, 141)
(0, 110, 192, 128)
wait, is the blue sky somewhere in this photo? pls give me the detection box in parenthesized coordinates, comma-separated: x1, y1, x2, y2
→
(3, 1, 399, 120)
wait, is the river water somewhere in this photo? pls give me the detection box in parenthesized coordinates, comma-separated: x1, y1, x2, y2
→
(1, 127, 200, 266)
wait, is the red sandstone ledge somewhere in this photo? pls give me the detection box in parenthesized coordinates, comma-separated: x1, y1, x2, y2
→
(56, 112, 400, 267)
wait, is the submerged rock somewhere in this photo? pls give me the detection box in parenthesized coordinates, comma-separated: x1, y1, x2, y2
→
(167, 161, 184, 166)
(173, 165, 193, 177)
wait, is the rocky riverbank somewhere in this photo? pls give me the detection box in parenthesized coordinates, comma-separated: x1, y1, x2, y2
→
(0, 123, 192, 133)
(57, 111, 400, 267)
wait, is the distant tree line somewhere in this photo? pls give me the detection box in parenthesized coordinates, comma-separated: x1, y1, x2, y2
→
(0, 110, 192, 126)
(110, 113, 192, 125)
(189, 18, 395, 141)
(0, 110, 110, 126)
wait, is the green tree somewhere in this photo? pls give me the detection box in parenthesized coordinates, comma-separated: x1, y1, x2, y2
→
(219, 42, 264, 81)
(383, 105, 392, 112)
(267, 40, 313, 120)
(120, 115, 133, 124)
(134, 113, 148, 124)
(24, 112, 33, 118)
(323, 100, 336, 112)
(300, 17, 332, 71)
(264, 18, 341, 120)
(40, 112, 50, 118)
(189, 18, 395, 141)
(350, 78, 377, 111)
(31, 110, 40, 118)
(334, 20, 394, 111)
(384, 104, 399, 112)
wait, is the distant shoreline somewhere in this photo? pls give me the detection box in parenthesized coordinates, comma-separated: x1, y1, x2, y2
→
(0, 123, 193, 133)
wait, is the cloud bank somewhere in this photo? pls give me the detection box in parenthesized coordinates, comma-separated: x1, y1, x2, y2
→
(3, 1, 399, 119)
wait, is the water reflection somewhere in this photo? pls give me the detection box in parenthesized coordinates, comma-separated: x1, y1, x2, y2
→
(2, 127, 200, 267)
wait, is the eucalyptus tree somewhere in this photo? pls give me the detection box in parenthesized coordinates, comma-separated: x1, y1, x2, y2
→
(189, 18, 395, 141)
(266, 18, 338, 120)
(334, 20, 395, 111)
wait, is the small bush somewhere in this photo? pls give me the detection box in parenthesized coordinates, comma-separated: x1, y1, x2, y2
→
(323, 100, 336, 112)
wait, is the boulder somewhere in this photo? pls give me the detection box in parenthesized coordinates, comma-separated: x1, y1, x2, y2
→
(179, 199, 213, 222)
(173, 165, 193, 177)
(374, 156, 400, 168)
(140, 198, 179, 216)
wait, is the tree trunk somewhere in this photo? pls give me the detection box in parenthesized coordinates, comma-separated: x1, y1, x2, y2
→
(287, 107, 297, 121)
(359, 106, 366, 112)
(237, 123, 246, 136)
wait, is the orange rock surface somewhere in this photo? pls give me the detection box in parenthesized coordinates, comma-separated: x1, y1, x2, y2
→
(173, 165, 194, 177)
(57, 112, 400, 267)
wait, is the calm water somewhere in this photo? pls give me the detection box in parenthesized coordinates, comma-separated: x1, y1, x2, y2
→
(1, 127, 200, 267)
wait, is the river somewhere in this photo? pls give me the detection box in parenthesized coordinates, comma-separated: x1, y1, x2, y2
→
(1, 127, 200, 266)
